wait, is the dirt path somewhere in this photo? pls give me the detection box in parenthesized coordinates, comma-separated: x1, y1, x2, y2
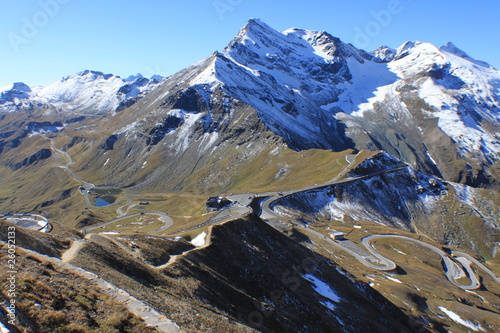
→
(19, 246, 181, 333)
(62, 239, 87, 262)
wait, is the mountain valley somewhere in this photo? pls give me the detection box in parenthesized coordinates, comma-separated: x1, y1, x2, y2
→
(1, 19, 499, 333)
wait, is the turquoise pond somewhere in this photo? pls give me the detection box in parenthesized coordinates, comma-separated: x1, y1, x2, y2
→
(95, 198, 112, 207)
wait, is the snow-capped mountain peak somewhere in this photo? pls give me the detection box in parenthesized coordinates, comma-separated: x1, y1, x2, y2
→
(212, 20, 499, 185)
(35, 71, 126, 114)
(440, 42, 471, 59)
(71, 70, 115, 81)
(0, 82, 34, 107)
(0, 70, 164, 114)
(371, 45, 396, 63)
(0, 19, 498, 189)
(1, 82, 32, 93)
(150, 74, 164, 82)
(440, 42, 493, 68)
(124, 73, 144, 82)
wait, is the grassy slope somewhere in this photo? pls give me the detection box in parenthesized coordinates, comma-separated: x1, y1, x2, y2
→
(299, 221, 500, 333)
(0, 244, 158, 333)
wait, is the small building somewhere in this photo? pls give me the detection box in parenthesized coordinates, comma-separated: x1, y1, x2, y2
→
(330, 231, 345, 241)
(139, 201, 149, 205)
(206, 196, 232, 212)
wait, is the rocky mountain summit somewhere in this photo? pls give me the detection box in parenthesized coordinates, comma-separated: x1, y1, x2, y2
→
(2, 19, 498, 189)
(0, 70, 163, 114)
(0, 19, 499, 333)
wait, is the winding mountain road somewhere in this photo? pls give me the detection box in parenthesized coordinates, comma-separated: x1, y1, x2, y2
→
(252, 162, 499, 290)
(0, 213, 51, 232)
(361, 235, 486, 290)
(47, 137, 96, 207)
(450, 250, 500, 284)
(299, 226, 397, 271)
(83, 211, 174, 234)
(45, 137, 499, 292)
(45, 137, 177, 235)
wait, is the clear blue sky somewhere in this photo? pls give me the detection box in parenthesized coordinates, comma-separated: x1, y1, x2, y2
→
(1, 0, 499, 87)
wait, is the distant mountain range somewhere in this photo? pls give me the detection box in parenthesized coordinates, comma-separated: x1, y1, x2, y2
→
(1, 19, 499, 333)
(0, 71, 163, 114)
(2, 19, 498, 189)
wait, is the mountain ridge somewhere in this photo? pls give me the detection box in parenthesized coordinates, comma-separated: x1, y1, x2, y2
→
(1, 19, 500, 332)
(1, 19, 499, 192)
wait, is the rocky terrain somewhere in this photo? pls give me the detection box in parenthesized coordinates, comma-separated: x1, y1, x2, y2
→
(0, 19, 499, 332)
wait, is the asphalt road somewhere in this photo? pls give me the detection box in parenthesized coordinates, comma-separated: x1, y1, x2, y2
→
(251, 161, 499, 290)
(362, 235, 481, 290)
(450, 250, 500, 284)
(258, 163, 408, 220)
(44, 138, 500, 291)
(299, 226, 397, 271)
(48, 137, 96, 206)
(83, 211, 174, 234)
(46, 137, 177, 234)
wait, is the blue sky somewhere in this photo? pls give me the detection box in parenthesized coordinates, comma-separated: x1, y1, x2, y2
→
(1, 0, 499, 87)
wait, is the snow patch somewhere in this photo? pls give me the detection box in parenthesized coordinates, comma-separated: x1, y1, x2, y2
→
(191, 231, 207, 247)
(303, 274, 342, 310)
(438, 306, 485, 331)
(416, 61, 500, 160)
(0, 322, 11, 333)
(394, 248, 407, 255)
(385, 276, 403, 284)
(189, 57, 218, 85)
(425, 152, 438, 166)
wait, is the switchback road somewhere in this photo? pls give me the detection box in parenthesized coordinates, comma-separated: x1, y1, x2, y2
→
(83, 211, 174, 234)
(250, 161, 498, 290)
(362, 235, 486, 290)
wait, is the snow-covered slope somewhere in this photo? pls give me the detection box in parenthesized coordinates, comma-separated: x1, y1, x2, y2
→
(1, 19, 499, 188)
(372, 41, 500, 159)
(173, 19, 498, 187)
(338, 40, 500, 186)
(0, 82, 38, 111)
(181, 19, 499, 187)
(202, 19, 399, 150)
(0, 71, 163, 114)
(271, 152, 499, 256)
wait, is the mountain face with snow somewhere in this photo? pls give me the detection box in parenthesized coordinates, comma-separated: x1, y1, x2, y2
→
(205, 19, 499, 188)
(272, 152, 499, 257)
(1, 19, 498, 191)
(0, 70, 163, 114)
(1, 19, 500, 333)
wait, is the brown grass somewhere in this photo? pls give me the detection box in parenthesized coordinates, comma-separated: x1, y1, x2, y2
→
(0, 244, 158, 333)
